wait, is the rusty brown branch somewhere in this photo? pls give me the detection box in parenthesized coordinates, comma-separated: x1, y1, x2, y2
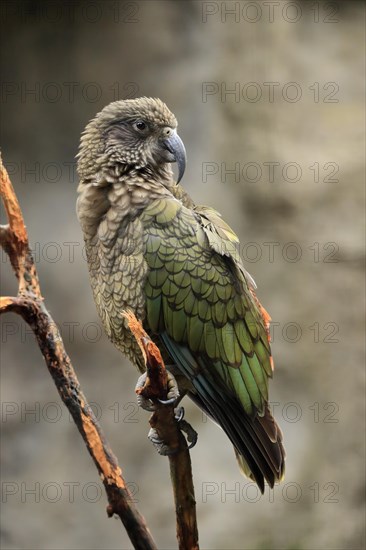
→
(125, 311, 199, 550)
(0, 156, 157, 550)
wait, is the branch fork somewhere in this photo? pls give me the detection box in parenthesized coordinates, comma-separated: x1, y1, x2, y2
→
(0, 155, 199, 550)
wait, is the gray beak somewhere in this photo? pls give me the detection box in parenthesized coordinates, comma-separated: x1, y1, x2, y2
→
(161, 131, 187, 183)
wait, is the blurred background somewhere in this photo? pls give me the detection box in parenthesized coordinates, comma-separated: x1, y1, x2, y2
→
(0, 1, 365, 549)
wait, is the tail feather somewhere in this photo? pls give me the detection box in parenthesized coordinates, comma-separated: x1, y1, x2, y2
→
(189, 380, 285, 492)
(160, 333, 286, 492)
(235, 405, 285, 485)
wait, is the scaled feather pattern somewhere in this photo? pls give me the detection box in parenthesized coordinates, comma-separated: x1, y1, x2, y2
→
(76, 97, 285, 491)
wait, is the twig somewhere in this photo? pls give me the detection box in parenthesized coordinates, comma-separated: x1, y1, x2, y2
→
(125, 311, 199, 550)
(0, 155, 157, 550)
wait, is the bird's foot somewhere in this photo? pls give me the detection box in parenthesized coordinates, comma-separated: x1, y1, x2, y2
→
(147, 407, 198, 456)
(135, 372, 156, 411)
(147, 416, 198, 456)
(157, 370, 180, 406)
(135, 372, 198, 455)
(148, 428, 176, 456)
(135, 370, 180, 412)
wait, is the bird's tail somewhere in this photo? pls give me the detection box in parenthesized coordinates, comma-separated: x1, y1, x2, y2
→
(161, 332, 285, 492)
(234, 404, 285, 488)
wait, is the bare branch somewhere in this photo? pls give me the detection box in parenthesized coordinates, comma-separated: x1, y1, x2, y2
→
(126, 311, 199, 550)
(0, 157, 157, 550)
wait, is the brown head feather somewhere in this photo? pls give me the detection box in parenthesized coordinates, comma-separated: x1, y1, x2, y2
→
(77, 97, 178, 182)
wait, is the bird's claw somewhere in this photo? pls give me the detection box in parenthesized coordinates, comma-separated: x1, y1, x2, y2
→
(135, 373, 156, 411)
(136, 371, 197, 454)
(158, 397, 177, 406)
(147, 414, 198, 456)
(179, 419, 198, 449)
(136, 393, 156, 412)
(135, 371, 180, 411)
(163, 370, 180, 404)
(148, 428, 177, 456)
(174, 406, 185, 423)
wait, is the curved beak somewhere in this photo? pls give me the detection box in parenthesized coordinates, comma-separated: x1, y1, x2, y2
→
(161, 131, 187, 183)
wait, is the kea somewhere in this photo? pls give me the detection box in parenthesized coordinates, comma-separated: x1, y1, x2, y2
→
(76, 97, 285, 492)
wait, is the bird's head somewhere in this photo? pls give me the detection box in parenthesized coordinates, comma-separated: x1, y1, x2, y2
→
(77, 97, 186, 184)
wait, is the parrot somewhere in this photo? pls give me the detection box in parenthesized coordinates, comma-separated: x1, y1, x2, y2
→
(76, 97, 285, 492)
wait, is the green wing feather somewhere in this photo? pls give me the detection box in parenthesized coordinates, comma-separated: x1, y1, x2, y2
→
(141, 197, 284, 490)
(142, 197, 270, 417)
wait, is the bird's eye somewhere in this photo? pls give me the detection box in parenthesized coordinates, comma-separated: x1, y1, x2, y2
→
(133, 120, 148, 133)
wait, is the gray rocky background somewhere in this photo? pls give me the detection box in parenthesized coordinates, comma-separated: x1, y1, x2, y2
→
(0, 1, 365, 549)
